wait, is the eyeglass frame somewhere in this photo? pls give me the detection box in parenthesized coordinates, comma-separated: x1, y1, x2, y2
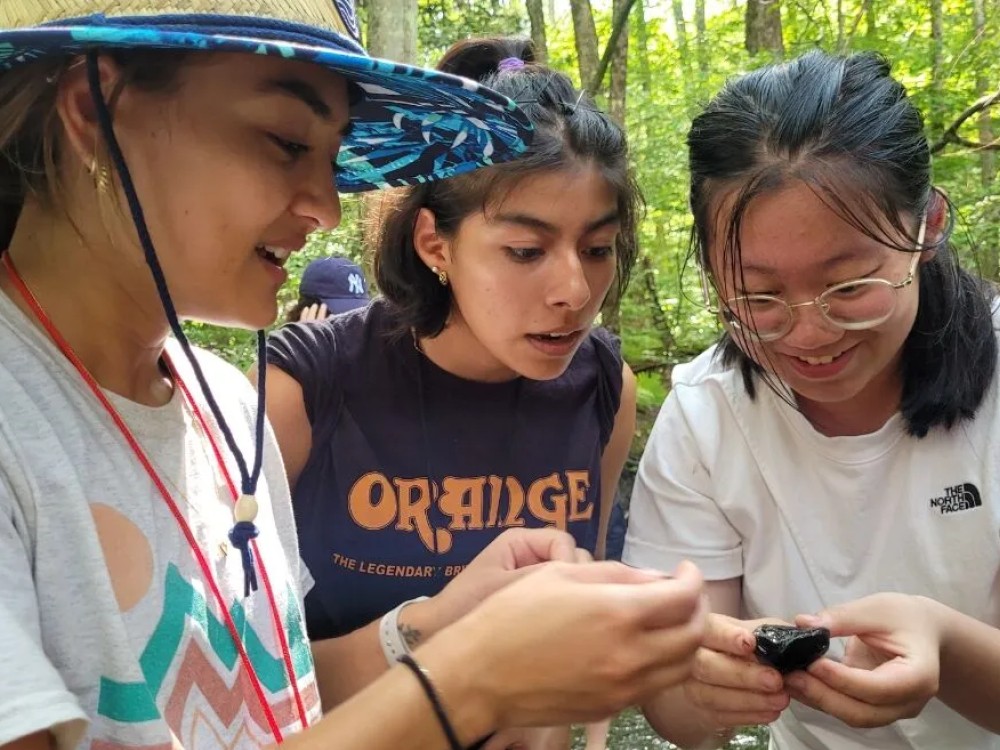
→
(700, 210, 928, 343)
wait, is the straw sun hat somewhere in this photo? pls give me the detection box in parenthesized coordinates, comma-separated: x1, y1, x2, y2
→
(0, 1, 533, 192)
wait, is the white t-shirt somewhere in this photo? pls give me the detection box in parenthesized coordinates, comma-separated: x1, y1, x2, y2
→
(0, 290, 322, 750)
(624, 335, 1000, 749)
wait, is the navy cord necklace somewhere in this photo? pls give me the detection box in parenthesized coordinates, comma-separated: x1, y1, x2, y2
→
(85, 53, 265, 596)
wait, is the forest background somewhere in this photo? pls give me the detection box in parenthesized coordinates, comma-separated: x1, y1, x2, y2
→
(186, 1, 999, 746)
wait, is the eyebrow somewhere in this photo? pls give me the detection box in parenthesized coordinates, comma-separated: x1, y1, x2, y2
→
(259, 78, 352, 135)
(491, 209, 621, 234)
(740, 249, 877, 275)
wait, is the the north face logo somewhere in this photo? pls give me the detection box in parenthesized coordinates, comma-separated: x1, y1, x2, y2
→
(929, 483, 982, 514)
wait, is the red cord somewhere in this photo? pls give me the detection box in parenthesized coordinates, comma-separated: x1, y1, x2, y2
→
(2, 253, 309, 739)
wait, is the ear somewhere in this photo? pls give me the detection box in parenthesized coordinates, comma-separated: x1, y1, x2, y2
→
(920, 187, 950, 262)
(54, 55, 125, 173)
(413, 208, 452, 272)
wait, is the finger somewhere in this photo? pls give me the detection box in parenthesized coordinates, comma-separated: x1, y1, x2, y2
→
(785, 671, 925, 729)
(574, 547, 594, 564)
(803, 656, 936, 707)
(299, 304, 316, 321)
(703, 612, 757, 657)
(692, 645, 784, 692)
(318, 303, 329, 319)
(495, 528, 580, 567)
(618, 562, 706, 629)
(795, 598, 889, 638)
(685, 680, 790, 714)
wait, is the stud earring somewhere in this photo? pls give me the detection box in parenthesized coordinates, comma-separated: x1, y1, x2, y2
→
(431, 265, 449, 287)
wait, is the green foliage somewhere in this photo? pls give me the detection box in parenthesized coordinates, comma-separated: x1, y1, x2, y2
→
(417, 0, 528, 64)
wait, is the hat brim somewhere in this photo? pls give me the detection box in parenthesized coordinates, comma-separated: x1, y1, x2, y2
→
(0, 16, 532, 193)
(320, 296, 370, 315)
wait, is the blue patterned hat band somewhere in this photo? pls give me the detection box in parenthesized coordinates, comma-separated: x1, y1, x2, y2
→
(0, 1, 533, 192)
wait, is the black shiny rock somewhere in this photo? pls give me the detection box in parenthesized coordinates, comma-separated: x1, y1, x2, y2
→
(753, 624, 830, 674)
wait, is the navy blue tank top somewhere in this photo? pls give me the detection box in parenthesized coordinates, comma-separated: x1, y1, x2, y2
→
(266, 299, 624, 639)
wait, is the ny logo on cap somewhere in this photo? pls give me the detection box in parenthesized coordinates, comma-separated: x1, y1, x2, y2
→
(348, 273, 365, 295)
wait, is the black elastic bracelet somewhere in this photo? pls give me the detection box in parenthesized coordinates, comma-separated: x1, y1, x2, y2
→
(398, 653, 464, 750)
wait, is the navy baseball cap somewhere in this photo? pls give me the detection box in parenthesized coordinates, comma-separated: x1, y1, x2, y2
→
(300, 256, 370, 314)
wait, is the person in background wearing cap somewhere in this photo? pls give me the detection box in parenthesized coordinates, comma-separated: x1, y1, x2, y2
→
(287, 254, 371, 323)
(261, 36, 647, 750)
(0, 4, 713, 750)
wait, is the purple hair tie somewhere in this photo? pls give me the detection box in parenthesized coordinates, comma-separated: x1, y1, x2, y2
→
(498, 57, 526, 72)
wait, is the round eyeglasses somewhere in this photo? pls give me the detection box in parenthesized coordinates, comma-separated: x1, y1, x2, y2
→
(710, 212, 928, 343)
(722, 251, 920, 342)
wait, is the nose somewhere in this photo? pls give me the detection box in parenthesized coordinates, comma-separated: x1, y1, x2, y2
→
(546, 248, 592, 311)
(780, 301, 843, 349)
(292, 163, 342, 231)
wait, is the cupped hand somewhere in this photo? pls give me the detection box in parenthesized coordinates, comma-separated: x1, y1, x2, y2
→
(785, 593, 941, 728)
(681, 614, 790, 730)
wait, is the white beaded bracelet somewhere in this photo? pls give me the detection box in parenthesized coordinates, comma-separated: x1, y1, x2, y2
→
(378, 595, 430, 667)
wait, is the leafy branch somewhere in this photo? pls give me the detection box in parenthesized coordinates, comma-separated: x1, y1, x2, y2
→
(931, 86, 1000, 154)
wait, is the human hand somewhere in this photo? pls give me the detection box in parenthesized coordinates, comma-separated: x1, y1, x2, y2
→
(402, 528, 587, 646)
(420, 559, 706, 730)
(785, 593, 941, 728)
(299, 302, 329, 322)
(680, 614, 791, 731)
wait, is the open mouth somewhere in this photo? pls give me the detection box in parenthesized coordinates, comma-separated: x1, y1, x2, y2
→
(528, 330, 581, 343)
(256, 244, 291, 268)
(796, 353, 842, 366)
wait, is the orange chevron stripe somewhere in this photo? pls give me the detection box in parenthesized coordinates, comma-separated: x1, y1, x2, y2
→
(164, 638, 320, 737)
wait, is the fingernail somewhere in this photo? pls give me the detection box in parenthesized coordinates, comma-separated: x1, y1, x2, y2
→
(761, 673, 781, 691)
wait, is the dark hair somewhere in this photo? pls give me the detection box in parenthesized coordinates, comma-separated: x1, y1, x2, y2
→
(688, 50, 997, 437)
(283, 294, 323, 325)
(370, 36, 643, 337)
(0, 50, 193, 249)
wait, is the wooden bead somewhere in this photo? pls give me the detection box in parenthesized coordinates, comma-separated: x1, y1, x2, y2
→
(234, 494, 259, 523)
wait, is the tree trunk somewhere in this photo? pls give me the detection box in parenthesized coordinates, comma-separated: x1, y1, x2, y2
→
(526, 0, 549, 61)
(366, 0, 418, 62)
(547, 0, 556, 23)
(671, 0, 690, 62)
(570, 0, 601, 90)
(695, 0, 708, 76)
(836, 0, 844, 50)
(974, 0, 999, 280)
(635, 0, 652, 97)
(745, 0, 784, 58)
(866, 0, 877, 38)
(609, 0, 629, 125)
(929, 0, 944, 135)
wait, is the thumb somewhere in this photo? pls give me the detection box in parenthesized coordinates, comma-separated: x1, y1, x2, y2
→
(557, 559, 675, 586)
(796, 598, 884, 638)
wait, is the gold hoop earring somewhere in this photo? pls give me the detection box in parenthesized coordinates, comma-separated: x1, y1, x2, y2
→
(89, 158, 110, 194)
(431, 265, 449, 287)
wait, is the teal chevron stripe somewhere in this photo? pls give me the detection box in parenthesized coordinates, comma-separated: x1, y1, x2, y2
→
(98, 564, 311, 724)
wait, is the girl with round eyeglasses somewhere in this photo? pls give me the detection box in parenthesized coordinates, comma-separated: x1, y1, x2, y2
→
(624, 50, 1000, 750)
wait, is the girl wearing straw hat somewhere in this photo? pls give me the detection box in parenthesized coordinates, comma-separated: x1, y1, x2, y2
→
(0, 3, 708, 750)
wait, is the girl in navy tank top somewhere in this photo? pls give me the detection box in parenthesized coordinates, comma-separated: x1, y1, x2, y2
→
(264, 36, 642, 749)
